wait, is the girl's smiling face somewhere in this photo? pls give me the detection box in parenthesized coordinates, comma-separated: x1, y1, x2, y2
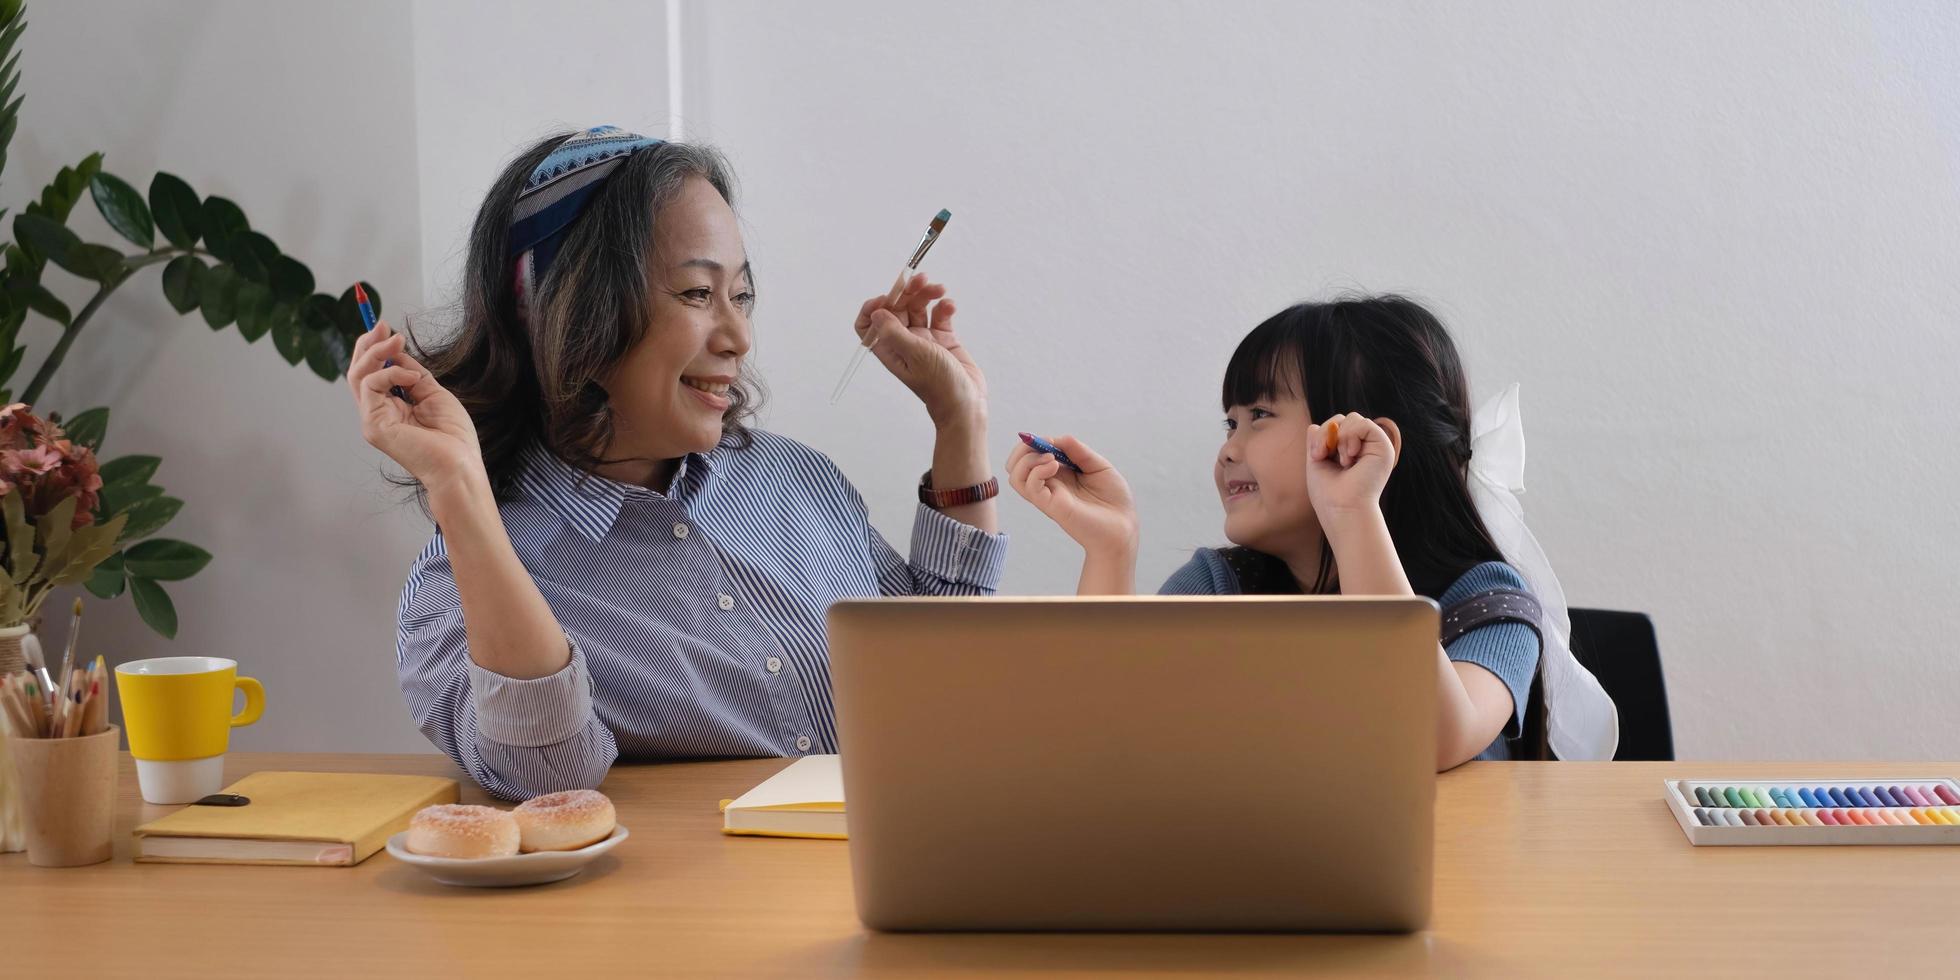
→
(1215, 391, 1323, 563)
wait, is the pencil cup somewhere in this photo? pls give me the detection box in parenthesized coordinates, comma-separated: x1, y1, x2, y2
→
(8, 725, 120, 867)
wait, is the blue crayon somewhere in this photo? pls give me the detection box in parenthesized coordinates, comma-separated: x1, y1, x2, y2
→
(1769, 788, 1792, 808)
(1872, 786, 1901, 808)
(1797, 787, 1820, 808)
(1017, 432, 1084, 473)
(1828, 787, 1851, 807)
(1855, 787, 1883, 808)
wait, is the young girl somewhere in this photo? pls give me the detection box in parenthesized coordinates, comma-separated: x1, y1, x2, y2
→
(1007, 294, 1616, 769)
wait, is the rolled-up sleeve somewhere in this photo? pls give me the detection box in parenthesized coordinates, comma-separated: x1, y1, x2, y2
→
(396, 547, 619, 801)
(870, 502, 1007, 596)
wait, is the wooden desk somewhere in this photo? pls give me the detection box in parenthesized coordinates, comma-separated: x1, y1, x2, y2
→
(9, 756, 1958, 976)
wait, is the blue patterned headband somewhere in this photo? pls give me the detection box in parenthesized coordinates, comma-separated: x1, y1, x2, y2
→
(510, 125, 664, 311)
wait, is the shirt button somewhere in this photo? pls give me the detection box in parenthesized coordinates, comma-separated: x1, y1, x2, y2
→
(717, 593, 735, 611)
(795, 735, 812, 752)
(765, 656, 783, 674)
(672, 522, 690, 539)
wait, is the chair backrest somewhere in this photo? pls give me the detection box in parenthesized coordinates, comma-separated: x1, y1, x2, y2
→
(1564, 608, 1674, 761)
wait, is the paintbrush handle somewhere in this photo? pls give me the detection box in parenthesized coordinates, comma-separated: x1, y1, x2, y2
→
(883, 265, 911, 308)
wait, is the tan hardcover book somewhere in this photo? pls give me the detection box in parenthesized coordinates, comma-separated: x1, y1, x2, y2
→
(133, 771, 460, 866)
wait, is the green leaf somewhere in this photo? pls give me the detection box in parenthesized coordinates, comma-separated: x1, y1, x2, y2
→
(60, 407, 109, 451)
(268, 255, 314, 301)
(4, 491, 33, 584)
(58, 243, 127, 285)
(234, 281, 274, 342)
(306, 327, 350, 381)
(237, 282, 276, 343)
(14, 211, 80, 267)
(119, 494, 182, 541)
(271, 305, 305, 364)
(129, 576, 178, 639)
(199, 264, 239, 329)
(97, 481, 162, 516)
(47, 513, 126, 586)
(36, 495, 77, 564)
(23, 283, 70, 324)
(200, 195, 248, 261)
(231, 231, 277, 284)
(26, 154, 104, 223)
(100, 454, 162, 487)
(160, 254, 204, 314)
(123, 538, 210, 581)
(149, 173, 202, 249)
(89, 172, 154, 249)
(85, 550, 126, 600)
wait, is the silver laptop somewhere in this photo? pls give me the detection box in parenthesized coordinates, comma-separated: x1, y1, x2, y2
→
(827, 595, 1440, 933)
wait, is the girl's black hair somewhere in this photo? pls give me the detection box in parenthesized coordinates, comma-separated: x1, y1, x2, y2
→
(1218, 294, 1505, 599)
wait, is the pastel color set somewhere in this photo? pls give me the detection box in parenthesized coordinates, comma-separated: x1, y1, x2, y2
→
(1665, 779, 1960, 846)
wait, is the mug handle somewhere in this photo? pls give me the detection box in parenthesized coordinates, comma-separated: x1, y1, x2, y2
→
(231, 676, 265, 728)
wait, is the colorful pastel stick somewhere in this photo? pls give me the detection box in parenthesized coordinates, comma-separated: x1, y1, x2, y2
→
(1796, 787, 1820, 807)
(1936, 784, 1960, 806)
(1860, 787, 1886, 808)
(1905, 786, 1935, 807)
(1887, 786, 1909, 807)
(1826, 787, 1849, 807)
(1693, 787, 1713, 807)
(1770, 788, 1793, 808)
(1876, 786, 1904, 807)
(1815, 808, 1839, 825)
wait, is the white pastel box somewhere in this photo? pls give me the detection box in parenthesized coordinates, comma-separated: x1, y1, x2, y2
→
(1665, 778, 1960, 846)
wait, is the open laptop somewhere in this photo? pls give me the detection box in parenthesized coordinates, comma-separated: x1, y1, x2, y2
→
(827, 595, 1440, 933)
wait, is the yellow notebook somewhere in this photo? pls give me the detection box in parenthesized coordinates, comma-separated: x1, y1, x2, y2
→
(720, 755, 847, 839)
(133, 771, 459, 866)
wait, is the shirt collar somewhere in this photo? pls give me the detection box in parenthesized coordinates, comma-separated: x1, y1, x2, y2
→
(516, 439, 728, 542)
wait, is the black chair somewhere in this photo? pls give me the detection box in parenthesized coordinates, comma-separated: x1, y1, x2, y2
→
(1564, 608, 1674, 761)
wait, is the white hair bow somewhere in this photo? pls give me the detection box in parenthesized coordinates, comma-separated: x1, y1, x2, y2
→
(1466, 383, 1620, 761)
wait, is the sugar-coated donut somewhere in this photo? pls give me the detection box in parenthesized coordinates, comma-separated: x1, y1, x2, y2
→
(513, 789, 616, 852)
(408, 804, 520, 858)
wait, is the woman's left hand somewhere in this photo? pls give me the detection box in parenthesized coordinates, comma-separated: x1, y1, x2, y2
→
(853, 274, 985, 426)
(1305, 412, 1399, 531)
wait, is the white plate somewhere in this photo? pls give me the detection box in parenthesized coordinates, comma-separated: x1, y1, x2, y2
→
(384, 825, 629, 887)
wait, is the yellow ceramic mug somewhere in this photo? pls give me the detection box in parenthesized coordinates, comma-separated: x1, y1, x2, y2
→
(115, 656, 265, 804)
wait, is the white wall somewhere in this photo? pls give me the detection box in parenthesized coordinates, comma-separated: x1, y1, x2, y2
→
(22, 2, 1960, 760)
(18, 1, 428, 752)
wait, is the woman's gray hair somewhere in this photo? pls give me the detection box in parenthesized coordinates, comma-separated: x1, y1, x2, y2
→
(408, 135, 763, 508)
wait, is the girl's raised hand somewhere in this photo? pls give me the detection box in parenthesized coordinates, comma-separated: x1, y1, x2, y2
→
(1305, 412, 1399, 526)
(1006, 434, 1138, 556)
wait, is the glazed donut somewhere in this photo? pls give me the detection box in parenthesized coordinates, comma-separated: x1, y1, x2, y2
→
(408, 804, 520, 859)
(513, 790, 616, 852)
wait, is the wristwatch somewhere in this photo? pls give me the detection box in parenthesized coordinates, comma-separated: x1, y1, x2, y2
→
(918, 470, 1000, 510)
